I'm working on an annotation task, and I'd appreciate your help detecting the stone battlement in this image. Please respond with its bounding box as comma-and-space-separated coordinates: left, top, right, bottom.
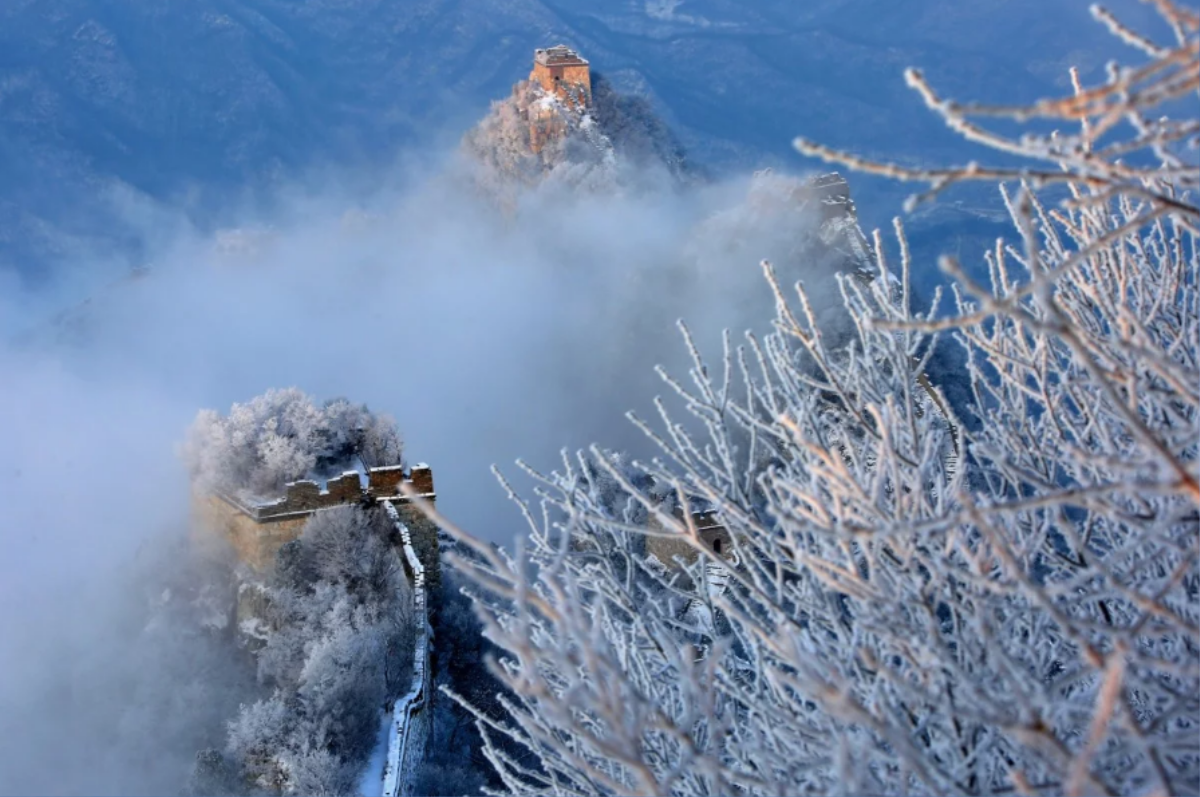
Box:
534, 44, 588, 68
748, 169, 856, 223
195, 464, 441, 578
809, 172, 851, 204
215, 464, 435, 522
530, 44, 591, 107
644, 503, 734, 567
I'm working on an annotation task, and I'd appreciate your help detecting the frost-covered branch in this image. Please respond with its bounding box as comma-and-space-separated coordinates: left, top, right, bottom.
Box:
795, 4, 1199, 217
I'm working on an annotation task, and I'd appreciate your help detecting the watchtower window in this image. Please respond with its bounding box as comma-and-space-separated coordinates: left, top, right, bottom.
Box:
713, 538, 723, 554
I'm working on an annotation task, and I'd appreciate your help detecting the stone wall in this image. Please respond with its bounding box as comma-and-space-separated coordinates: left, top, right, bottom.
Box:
380, 502, 432, 797
193, 464, 441, 796
524, 47, 591, 155
193, 464, 441, 576
644, 508, 733, 568
529, 46, 591, 106
530, 62, 591, 104
192, 491, 309, 570
230, 464, 434, 521
392, 503, 441, 591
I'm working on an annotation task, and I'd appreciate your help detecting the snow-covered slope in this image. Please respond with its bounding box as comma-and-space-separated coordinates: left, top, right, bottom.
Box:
0, 0, 1159, 281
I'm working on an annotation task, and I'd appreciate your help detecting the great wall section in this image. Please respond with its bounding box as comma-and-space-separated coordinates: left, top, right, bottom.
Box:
195, 453, 743, 796
194, 463, 441, 581
380, 503, 432, 797
193, 462, 440, 796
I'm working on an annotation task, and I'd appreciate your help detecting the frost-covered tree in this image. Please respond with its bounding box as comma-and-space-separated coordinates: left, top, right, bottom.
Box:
300, 504, 403, 598
225, 693, 292, 791
279, 745, 359, 797
181, 388, 403, 499
224, 506, 415, 796
186, 748, 242, 797
433, 4, 1200, 796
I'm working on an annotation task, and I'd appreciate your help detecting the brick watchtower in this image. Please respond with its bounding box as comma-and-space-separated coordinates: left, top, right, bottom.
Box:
530, 45, 592, 106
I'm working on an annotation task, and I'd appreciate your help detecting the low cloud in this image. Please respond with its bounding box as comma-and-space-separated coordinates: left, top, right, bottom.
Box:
0, 149, 841, 794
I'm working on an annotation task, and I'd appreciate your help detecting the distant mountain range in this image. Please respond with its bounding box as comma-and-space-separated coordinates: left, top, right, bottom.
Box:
1, 0, 1160, 285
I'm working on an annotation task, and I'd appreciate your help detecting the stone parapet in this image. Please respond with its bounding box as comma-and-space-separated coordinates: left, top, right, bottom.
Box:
219, 464, 436, 521
644, 505, 733, 568
195, 464, 441, 577
381, 502, 432, 797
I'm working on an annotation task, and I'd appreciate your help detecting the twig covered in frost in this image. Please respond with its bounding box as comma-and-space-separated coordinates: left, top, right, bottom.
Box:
795, 5, 1200, 217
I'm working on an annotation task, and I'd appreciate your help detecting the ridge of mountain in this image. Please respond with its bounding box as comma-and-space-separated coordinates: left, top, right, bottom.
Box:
1, 0, 1159, 281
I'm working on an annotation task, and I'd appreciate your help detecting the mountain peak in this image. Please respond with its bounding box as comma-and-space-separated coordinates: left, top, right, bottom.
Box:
461, 46, 698, 201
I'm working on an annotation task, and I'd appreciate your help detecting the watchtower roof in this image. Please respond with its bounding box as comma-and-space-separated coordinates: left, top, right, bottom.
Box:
535, 45, 588, 67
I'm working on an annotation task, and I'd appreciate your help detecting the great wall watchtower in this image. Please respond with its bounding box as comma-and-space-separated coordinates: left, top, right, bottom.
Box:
524, 45, 592, 156
644, 504, 734, 568
530, 45, 591, 106
193, 463, 441, 587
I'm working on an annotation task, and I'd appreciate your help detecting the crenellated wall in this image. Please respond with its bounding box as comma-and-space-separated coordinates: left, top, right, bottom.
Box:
644, 506, 733, 568
192, 493, 310, 570
807, 172, 854, 221
380, 502, 432, 797
192, 460, 441, 795
642, 503, 736, 628
194, 464, 441, 574
530, 45, 591, 105
225, 464, 434, 520
526, 45, 591, 155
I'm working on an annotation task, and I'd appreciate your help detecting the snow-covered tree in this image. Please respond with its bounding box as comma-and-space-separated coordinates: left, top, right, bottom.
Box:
279, 745, 359, 797
224, 506, 415, 795
300, 505, 402, 598
225, 693, 292, 792
436, 4, 1200, 795
181, 388, 403, 499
